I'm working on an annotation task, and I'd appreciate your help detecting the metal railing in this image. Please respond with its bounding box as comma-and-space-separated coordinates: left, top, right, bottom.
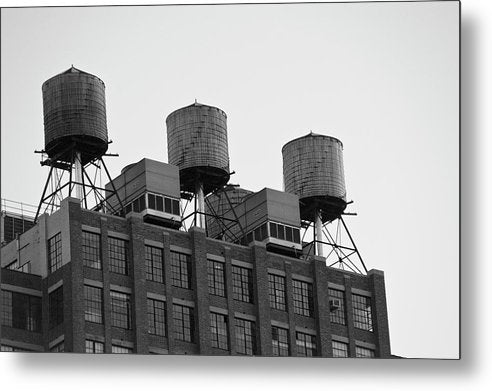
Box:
1, 198, 37, 220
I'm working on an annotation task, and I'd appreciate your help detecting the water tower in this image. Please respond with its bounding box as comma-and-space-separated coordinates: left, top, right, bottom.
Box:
166, 102, 231, 229
35, 66, 122, 221
282, 132, 367, 273
205, 184, 253, 241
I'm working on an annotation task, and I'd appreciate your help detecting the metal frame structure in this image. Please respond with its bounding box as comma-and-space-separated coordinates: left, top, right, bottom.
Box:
178, 184, 247, 244
301, 214, 368, 275
34, 146, 124, 222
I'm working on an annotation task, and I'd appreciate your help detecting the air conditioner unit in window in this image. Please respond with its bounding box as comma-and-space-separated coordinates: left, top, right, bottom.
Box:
329, 299, 341, 312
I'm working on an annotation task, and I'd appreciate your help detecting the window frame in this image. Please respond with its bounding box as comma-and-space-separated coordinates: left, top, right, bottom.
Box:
173, 303, 194, 343
108, 236, 129, 275
271, 325, 290, 356
49, 286, 64, 329
210, 312, 229, 351
235, 318, 256, 355
170, 251, 192, 289
352, 294, 374, 332
145, 245, 164, 283
82, 230, 102, 270
207, 259, 226, 297
292, 279, 314, 317
47, 232, 62, 273
110, 290, 132, 329
147, 297, 166, 336
268, 273, 286, 311
84, 285, 103, 324
231, 265, 254, 303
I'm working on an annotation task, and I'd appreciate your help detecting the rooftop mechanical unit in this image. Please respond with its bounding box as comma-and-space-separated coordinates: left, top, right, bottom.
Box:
105, 158, 181, 229
218, 188, 302, 257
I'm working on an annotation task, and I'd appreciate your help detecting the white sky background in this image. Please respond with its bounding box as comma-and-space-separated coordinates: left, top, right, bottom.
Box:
0, 1, 459, 359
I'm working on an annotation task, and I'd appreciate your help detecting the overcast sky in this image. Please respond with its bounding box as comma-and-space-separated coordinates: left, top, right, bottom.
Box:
0, 1, 459, 358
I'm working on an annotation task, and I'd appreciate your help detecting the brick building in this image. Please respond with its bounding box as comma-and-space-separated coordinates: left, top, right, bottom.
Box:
0, 69, 390, 356
0, 180, 391, 357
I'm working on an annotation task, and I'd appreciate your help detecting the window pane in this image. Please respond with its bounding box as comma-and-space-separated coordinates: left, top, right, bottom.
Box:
47, 232, 62, 273
293, 229, 301, 244
207, 260, 226, 297
86, 340, 104, 354
145, 245, 163, 283
296, 331, 317, 357
352, 294, 373, 331
172, 199, 180, 216
112, 345, 132, 354
110, 291, 132, 329
164, 198, 172, 214
285, 226, 293, 242
268, 274, 286, 311
85, 285, 103, 324
328, 289, 346, 325
173, 304, 194, 342
170, 251, 191, 289
139, 194, 146, 211
108, 237, 129, 275
147, 298, 166, 336
272, 326, 289, 356
235, 318, 255, 355
269, 222, 277, 238
49, 287, 64, 329
332, 341, 349, 358
148, 194, 156, 210
292, 280, 314, 317
156, 196, 163, 212
232, 265, 254, 303
82, 231, 101, 270
210, 312, 229, 350
356, 346, 375, 358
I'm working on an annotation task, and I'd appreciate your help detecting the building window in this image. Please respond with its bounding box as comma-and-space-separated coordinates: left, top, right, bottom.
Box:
269, 222, 301, 244
147, 298, 166, 336
235, 318, 256, 355
232, 265, 254, 303
86, 340, 104, 353
47, 232, 62, 273
170, 251, 192, 289
207, 260, 226, 297
50, 341, 64, 352
210, 312, 229, 351
173, 304, 194, 342
272, 326, 289, 356
112, 344, 133, 354
332, 341, 349, 358
296, 331, 317, 357
49, 287, 64, 329
1, 290, 13, 327
82, 231, 101, 270
1, 345, 30, 352
145, 245, 163, 283
108, 237, 129, 275
1, 290, 41, 332
6, 259, 31, 273
292, 279, 314, 317
147, 193, 180, 216
85, 285, 103, 324
328, 288, 346, 325
356, 346, 375, 358
352, 294, 373, 331
111, 291, 132, 329
268, 273, 286, 311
